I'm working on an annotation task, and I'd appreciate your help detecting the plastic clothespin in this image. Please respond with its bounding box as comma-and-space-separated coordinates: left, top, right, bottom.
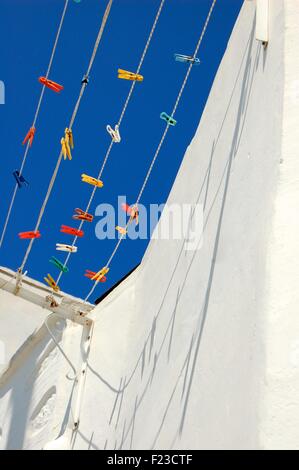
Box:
81, 74, 89, 85
115, 226, 127, 235
61, 138, 70, 160
72, 208, 94, 223
60, 225, 84, 237
22, 126, 36, 147
81, 174, 103, 188
56, 243, 78, 253
174, 53, 200, 65
118, 69, 143, 82
65, 128, 74, 149
121, 203, 139, 225
13, 170, 29, 189
84, 270, 107, 282
56, 243, 77, 253
44, 273, 60, 292
160, 112, 177, 126
91, 266, 109, 281
106, 124, 121, 143
38, 77, 64, 93
49, 256, 69, 273
18, 230, 41, 239
61, 128, 74, 160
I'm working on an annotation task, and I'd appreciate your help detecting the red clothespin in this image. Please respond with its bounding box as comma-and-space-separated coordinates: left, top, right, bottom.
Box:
60, 225, 84, 237
38, 77, 64, 93
18, 230, 41, 240
22, 126, 36, 147
84, 270, 107, 282
122, 203, 139, 224
72, 208, 93, 223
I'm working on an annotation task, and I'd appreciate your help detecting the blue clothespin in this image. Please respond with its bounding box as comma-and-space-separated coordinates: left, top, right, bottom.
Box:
13, 170, 29, 189
174, 54, 200, 65
160, 112, 177, 126
49, 256, 69, 273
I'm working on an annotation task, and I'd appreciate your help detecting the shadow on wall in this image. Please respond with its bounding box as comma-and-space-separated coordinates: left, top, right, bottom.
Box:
179, 21, 261, 439
86, 11, 264, 450
0, 320, 64, 450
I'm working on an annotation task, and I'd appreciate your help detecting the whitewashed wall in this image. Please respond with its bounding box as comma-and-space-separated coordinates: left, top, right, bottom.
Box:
75, 0, 299, 450
0, 268, 92, 450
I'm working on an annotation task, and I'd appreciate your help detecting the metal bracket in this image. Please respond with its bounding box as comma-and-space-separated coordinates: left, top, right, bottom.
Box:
256, 0, 269, 47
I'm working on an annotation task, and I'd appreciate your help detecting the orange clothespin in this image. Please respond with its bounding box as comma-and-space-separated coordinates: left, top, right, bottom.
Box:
18, 230, 41, 239
22, 126, 36, 147
84, 270, 107, 282
38, 77, 64, 93
72, 208, 93, 223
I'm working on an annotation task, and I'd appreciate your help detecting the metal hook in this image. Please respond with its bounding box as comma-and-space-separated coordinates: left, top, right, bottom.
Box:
44, 312, 77, 381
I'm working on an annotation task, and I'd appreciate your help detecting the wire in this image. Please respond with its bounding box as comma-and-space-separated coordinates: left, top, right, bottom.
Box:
84, 0, 217, 302
0, 0, 70, 249
55, 0, 166, 286
44, 313, 77, 381
17, 0, 113, 281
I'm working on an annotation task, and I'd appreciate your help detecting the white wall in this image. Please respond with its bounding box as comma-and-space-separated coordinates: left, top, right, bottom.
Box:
0, 288, 47, 375
75, 0, 299, 450
0, 268, 93, 450
259, 0, 299, 450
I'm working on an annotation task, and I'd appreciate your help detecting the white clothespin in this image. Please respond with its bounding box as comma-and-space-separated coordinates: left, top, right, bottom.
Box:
56, 243, 78, 253
106, 124, 121, 143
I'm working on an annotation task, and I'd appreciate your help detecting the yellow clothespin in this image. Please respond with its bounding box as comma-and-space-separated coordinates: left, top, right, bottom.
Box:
115, 226, 127, 235
61, 137, 72, 160
118, 69, 143, 82
61, 128, 74, 160
81, 174, 104, 188
44, 273, 60, 292
61, 138, 68, 160
65, 128, 74, 149
91, 266, 109, 281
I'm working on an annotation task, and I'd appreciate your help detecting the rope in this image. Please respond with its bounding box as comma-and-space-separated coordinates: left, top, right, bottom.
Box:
55, 0, 166, 285
0, 0, 70, 249
17, 0, 113, 278
84, 0, 217, 302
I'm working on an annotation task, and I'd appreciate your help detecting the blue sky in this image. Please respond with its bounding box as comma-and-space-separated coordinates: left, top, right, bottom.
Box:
0, 0, 243, 303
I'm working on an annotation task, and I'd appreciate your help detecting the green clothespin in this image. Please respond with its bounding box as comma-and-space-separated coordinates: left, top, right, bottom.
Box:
160, 112, 177, 126
49, 256, 69, 273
